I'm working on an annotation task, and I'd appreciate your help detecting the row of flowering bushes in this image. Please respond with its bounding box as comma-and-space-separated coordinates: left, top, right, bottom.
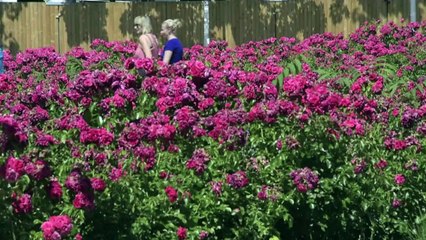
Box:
1, 19, 426, 239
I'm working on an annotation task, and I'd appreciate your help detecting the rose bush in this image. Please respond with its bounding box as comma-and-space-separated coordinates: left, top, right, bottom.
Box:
1, 20, 426, 239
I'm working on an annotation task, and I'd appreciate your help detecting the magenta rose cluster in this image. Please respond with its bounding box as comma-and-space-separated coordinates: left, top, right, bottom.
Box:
289, 167, 319, 193
41, 215, 73, 240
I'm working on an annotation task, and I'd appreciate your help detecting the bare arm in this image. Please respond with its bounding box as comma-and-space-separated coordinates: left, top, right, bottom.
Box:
162, 50, 173, 64
139, 35, 152, 59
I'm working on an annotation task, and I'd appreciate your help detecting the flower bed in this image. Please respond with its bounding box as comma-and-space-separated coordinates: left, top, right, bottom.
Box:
1, 20, 426, 239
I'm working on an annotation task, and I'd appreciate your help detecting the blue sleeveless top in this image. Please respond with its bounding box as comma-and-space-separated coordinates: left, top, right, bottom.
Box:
162, 38, 183, 64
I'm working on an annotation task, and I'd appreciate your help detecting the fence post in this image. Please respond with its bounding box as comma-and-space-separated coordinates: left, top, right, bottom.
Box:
384, 0, 390, 22
410, 0, 417, 22
55, 6, 62, 53
274, 6, 279, 38
203, 0, 210, 46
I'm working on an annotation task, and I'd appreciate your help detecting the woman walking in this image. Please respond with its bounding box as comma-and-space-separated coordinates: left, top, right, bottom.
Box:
160, 19, 183, 64
133, 15, 159, 59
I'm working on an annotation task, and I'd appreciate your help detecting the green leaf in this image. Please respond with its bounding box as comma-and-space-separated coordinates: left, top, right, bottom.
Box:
337, 77, 352, 88
273, 73, 285, 92
283, 68, 290, 78
288, 63, 297, 75
294, 57, 302, 73
98, 116, 104, 126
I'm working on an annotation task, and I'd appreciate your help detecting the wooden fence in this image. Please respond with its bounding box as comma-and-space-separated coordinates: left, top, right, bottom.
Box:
0, 0, 425, 54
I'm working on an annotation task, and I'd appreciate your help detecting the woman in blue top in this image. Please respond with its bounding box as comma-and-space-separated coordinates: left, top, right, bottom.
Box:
160, 19, 183, 65
0, 44, 4, 74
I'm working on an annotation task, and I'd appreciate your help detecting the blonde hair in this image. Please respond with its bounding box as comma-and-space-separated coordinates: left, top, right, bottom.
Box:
134, 15, 153, 34
162, 19, 182, 33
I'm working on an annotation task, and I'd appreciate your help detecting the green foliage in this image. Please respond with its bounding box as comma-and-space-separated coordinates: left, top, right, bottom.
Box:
273, 55, 305, 91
